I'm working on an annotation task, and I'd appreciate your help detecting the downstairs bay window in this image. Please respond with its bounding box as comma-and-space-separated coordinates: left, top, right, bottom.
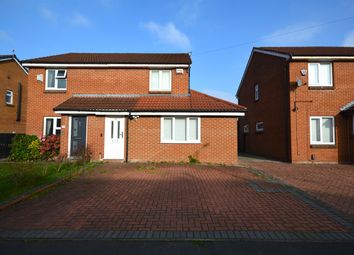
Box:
310, 116, 335, 145
44, 117, 61, 136
161, 117, 200, 143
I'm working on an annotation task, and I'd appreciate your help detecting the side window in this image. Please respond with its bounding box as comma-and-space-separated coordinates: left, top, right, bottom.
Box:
254, 84, 259, 101
308, 63, 332, 87
255, 122, 264, 133
44, 117, 61, 136
5, 90, 13, 105
46, 70, 67, 90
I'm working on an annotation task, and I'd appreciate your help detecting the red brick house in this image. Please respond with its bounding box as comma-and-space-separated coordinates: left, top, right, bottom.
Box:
23, 53, 245, 164
237, 47, 354, 163
0, 55, 28, 157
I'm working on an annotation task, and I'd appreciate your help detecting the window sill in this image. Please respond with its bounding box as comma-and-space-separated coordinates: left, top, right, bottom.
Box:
44, 90, 67, 93
161, 141, 201, 144
308, 86, 334, 90
5, 103, 14, 107
149, 91, 172, 94
310, 144, 336, 148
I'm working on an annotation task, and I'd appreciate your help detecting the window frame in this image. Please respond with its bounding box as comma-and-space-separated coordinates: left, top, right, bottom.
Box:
45, 69, 67, 90
255, 122, 264, 133
308, 62, 333, 87
243, 124, 249, 133
160, 117, 201, 143
254, 84, 259, 101
43, 117, 62, 136
5, 90, 13, 105
309, 116, 335, 145
149, 70, 172, 92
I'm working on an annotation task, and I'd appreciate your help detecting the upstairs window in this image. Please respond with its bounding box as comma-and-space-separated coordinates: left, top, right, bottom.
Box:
44, 117, 61, 136
308, 63, 332, 87
254, 84, 259, 101
46, 69, 67, 90
310, 116, 335, 145
5, 90, 13, 105
150, 70, 171, 91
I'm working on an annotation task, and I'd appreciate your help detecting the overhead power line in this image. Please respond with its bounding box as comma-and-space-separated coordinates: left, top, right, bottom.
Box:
193, 15, 354, 56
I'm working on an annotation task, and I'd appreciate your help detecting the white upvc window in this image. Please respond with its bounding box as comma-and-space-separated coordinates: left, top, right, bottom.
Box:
5, 90, 13, 105
308, 63, 333, 87
310, 116, 335, 145
255, 122, 264, 133
161, 117, 200, 143
254, 84, 259, 101
150, 70, 171, 91
43, 117, 62, 136
46, 69, 67, 90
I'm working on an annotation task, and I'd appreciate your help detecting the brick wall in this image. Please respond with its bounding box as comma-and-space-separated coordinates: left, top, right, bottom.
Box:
128, 117, 238, 164
0, 61, 27, 133
289, 61, 354, 163
59, 116, 238, 164
238, 52, 290, 161
26, 67, 189, 137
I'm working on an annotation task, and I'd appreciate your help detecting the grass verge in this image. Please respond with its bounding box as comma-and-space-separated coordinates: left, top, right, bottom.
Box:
0, 161, 98, 203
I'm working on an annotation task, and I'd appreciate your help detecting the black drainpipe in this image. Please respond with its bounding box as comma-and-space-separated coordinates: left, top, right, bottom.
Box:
125, 112, 130, 163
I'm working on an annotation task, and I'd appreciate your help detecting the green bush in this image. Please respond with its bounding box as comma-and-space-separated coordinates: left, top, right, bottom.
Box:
188, 155, 200, 164
9, 134, 41, 161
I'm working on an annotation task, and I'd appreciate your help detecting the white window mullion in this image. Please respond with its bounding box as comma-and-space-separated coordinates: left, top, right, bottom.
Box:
186, 117, 190, 141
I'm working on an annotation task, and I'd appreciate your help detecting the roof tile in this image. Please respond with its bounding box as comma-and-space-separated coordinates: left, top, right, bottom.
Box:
54, 90, 246, 112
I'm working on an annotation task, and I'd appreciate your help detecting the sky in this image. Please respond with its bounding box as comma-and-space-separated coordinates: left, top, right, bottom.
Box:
1, 0, 354, 102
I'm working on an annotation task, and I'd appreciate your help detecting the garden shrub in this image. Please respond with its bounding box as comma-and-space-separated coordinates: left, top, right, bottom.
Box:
188, 155, 200, 164
40, 135, 60, 160
10, 134, 41, 161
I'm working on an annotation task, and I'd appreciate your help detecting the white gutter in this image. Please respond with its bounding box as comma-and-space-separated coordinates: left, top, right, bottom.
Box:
54, 110, 245, 116
23, 63, 190, 68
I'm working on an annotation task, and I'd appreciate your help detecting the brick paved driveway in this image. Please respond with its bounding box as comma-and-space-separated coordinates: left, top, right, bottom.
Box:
240, 158, 354, 218
0, 163, 353, 240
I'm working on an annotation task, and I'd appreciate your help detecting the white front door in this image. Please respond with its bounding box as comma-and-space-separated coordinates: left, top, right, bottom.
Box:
104, 117, 125, 159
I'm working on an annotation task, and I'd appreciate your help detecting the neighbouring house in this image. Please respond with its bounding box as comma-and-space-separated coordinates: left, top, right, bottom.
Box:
237, 47, 354, 164
0, 54, 28, 158
22, 53, 246, 164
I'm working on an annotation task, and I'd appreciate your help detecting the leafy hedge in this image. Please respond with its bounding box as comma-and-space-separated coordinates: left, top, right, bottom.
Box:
9, 134, 41, 161
9, 134, 61, 161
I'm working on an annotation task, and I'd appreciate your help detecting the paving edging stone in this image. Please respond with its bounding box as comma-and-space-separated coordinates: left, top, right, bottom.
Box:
0, 230, 353, 241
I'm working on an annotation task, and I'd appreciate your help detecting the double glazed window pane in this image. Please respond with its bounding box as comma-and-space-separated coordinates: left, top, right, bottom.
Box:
311, 119, 321, 142
150, 71, 159, 90
47, 70, 56, 88
161, 71, 170, 90
322, 118, 333, 143
175, 118, 186, 141
163, 118, 173, 140
45, 119, 54, 136
320, 64, 331, 85
57, 79, 67, 89
188, 118, 198, 140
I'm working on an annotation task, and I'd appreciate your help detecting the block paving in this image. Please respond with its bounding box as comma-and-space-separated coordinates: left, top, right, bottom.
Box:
0, 163, 353, 241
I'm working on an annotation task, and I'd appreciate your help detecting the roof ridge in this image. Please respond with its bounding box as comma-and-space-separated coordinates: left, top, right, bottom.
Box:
191, 89, 246, 110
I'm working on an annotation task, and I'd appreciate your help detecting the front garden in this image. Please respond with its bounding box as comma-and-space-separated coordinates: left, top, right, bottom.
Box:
0, 134, 96, 203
